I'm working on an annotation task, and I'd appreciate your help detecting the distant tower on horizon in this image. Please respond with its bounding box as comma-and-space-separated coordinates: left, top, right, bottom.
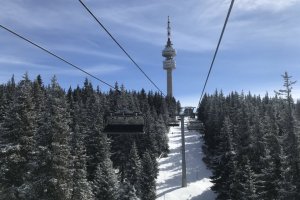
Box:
162, 16, 176, 97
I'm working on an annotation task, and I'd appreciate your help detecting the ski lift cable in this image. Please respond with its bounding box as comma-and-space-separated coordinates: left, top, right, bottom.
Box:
0, 24, 119, 92
78, 0, 166, 97
198, 0, 235, 105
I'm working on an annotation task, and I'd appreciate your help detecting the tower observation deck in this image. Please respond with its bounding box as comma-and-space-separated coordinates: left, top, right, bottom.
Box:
162, 16, 176, 97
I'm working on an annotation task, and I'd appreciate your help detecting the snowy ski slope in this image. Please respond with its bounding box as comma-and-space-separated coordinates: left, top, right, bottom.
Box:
156, 120, 216, 200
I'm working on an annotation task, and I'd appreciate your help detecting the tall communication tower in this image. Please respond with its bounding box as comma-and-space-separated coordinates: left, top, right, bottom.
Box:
162, 16, 176, 97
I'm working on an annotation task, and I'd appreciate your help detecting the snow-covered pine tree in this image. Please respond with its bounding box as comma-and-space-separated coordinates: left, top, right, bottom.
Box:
0, 74, 37, 199
275, 72, 300, 198
243, 159, 258, 200
41, 76, 72, 200
93, 158, 119, 200
233, 157, 257, 200
136, 88, 149, 114
154, 114, 169, 155
70, 123, 94, 200
0, 85, 7, 125
295, 100, 300, 121
140, 151, 156, 200
119, 179, 140, 200
276, 145, 296, 199
32, 75, 45, 113
256, 114, 281, 199
80, 80, 110, 182
4, 75, 16, 106
211, 116, 237, 200
124, 142, 142, 196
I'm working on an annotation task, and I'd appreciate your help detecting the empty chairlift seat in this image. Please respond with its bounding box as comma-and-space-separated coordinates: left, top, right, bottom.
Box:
183, 107, 195, 118
168, 115, 180, 127
168, 119, 180, 127
187, 120, 203, 131
103, 111, 145, 134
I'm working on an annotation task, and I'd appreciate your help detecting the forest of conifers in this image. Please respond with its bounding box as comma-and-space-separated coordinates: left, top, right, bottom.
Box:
198, 73, 300, 200
0, 74, 179, 200
2, 72, 300, 200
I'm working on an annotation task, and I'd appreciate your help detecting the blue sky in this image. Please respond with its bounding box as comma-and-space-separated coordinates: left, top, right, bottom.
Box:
1, 0, 300, 106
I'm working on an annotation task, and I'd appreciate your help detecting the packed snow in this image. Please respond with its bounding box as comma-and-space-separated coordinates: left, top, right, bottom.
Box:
156, 119, 216, 200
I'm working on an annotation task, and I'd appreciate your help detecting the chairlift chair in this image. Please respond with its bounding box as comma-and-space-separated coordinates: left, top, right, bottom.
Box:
168, 118, 180, 127
183, 107, 195, 117
168, 113, 180, 127
187, 120, 203, 131
103, 111, 145, 134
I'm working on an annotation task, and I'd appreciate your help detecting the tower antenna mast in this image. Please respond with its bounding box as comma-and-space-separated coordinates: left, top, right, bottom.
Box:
162, 16, 176, 97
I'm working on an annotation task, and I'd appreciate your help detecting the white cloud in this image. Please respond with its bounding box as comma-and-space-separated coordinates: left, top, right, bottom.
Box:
0, 0, 90, 31
87, 0, 300, 54
2, 0, 300, 56
52, 44, 127, 61
0, 54, 123, 76
55, 64, 123, 76
86, 0, 226, 53
236, 0, 299, 12
0, 56, 53, 70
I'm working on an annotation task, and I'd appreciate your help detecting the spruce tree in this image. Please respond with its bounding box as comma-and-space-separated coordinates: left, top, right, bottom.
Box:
211, 117, 238, 199
93, 158, 119, 200
41, 76, 72, 200
276, 72, 300, 198
124, 142, 142, 195
0, 74, 36, 199
71, 123, 94, 200
80, 81, 109, 182
140, 151, 156, 200
119, 179, 140, 200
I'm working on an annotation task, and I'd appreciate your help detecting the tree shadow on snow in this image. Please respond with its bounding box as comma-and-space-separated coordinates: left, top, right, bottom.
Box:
156, 186, 181, 198
190, 189, 216, 200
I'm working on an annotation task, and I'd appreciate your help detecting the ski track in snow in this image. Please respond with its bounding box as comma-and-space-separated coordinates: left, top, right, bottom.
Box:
156, 120, 216, 200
